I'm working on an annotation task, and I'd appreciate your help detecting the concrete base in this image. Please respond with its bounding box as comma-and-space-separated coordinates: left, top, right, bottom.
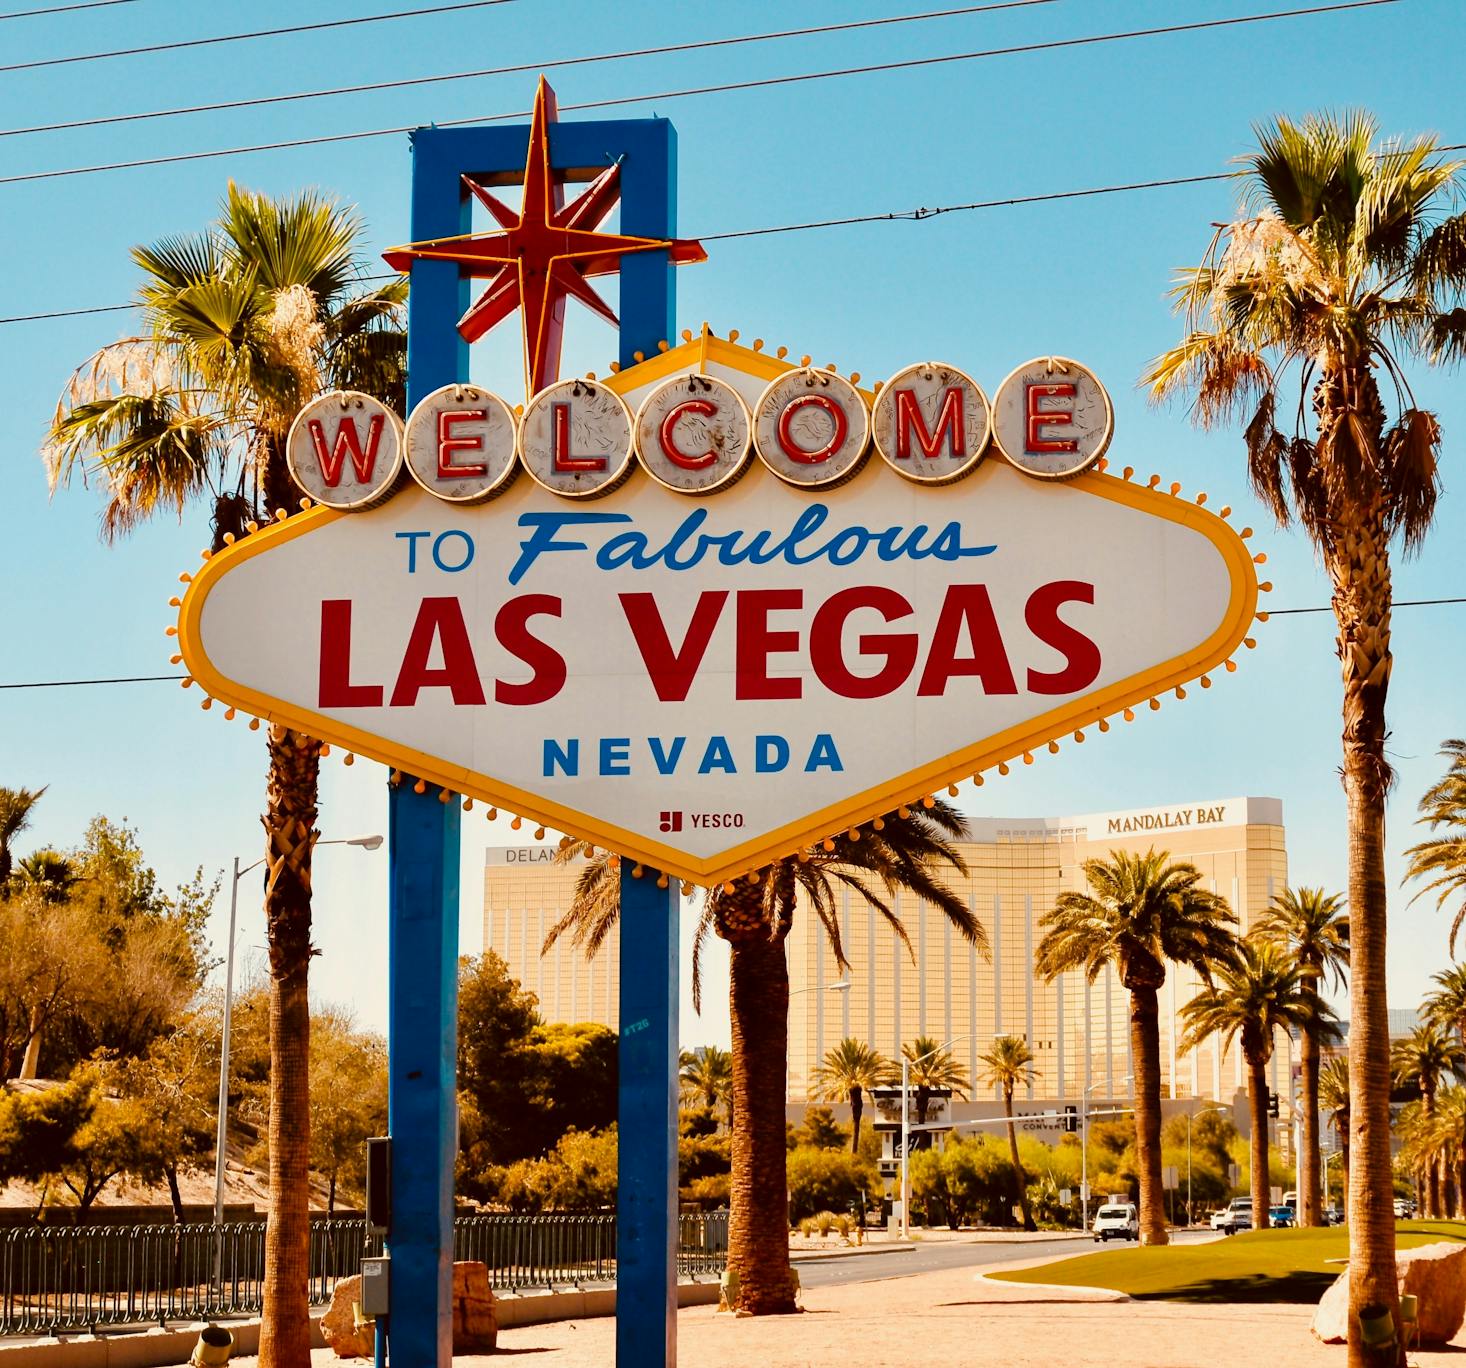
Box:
0, 1315, 326, 1368
0, 1282, 721, 1367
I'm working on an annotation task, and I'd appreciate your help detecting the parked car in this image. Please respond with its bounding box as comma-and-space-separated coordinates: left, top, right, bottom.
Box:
1093, 1203, 1140, 1242
1209, 1209, 1231, 1231
1269, 1205, 1296, 1228
1218, 1197, 1253, 1235
1394, 1198, 1414, 1219
1324, 1206, 1345, 1226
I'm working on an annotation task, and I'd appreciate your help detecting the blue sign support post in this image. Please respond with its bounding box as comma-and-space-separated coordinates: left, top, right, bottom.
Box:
616, 868, 679, 1368
387, 108, 682, 1368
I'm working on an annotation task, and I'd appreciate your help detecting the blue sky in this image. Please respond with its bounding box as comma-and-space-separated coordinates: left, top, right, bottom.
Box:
2, 0, 1464, 1048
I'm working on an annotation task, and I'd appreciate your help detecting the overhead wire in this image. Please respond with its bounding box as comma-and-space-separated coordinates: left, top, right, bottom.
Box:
5, 598, 1464, 690
0, 0, 1404, 187
0, 0, 519, 74
13, 143, 1466, 329
0, 1, 1061, 139
0, 0, 139, 17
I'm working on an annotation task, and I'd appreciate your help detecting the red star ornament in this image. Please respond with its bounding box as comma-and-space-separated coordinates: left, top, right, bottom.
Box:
383, 77, 706, 397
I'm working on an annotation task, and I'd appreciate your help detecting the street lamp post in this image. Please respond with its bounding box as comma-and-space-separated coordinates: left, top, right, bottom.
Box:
1080, 1074, 1132, 1232
1185, 1104, 1227, 1223
900, 1032, 974, 1240
785, 976, 851, 1101
211, 833, 383, 1231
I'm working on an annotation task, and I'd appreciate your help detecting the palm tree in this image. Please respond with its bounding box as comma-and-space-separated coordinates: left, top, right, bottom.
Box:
15, 851, 80, 904
679, 1045, 732, 1123
1179, 940, 1323, 1232
810, 1037, 892, 1154
546, 800, 985, 1315
0, 786, 47, 889
1424, 964, 1466, 1050
1391, 1023, 1465, 1218
1253, 887, 1348, 1226
1319, 1056, 1351, 1209
901, 1034, 972, 1127
1145, 111, 1466, 1352
1036, 848, 1236, 1245
977, 1035, 1038, 1231
1405, 740, 1466, 951
45, 184, 405, 1368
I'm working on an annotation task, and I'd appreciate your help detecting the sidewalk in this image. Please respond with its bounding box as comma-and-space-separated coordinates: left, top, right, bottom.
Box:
225, 1252, 1466, 1367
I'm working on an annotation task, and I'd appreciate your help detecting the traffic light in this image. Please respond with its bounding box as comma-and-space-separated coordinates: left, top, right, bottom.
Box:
1267, 1089, 1279, 1119
1064, 1105, 1079, 1134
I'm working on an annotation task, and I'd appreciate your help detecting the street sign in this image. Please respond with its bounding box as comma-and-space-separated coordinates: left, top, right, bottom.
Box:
1163, 1165, 1179, 1191
176, 333, 1260, 886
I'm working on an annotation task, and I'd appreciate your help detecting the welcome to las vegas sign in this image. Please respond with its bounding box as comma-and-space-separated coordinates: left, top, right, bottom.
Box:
173, 330, 1261, 887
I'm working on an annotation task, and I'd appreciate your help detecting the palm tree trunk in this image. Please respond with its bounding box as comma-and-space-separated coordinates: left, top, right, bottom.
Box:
1246, 1053, 1271, 1231
1003, 1085, 1035, 1231
258, 725, 319, 1368
1428, 1152, 1442, 1218
1301, 1027, 1322, 1226
849, 1086, 863, 1155
1333, 486, 1398, 1368
1129, 985, 1169, 1245
727, 927, 795, 1315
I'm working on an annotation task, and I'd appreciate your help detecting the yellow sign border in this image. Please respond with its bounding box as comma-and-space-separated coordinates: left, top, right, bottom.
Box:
177, 336, 1259, 886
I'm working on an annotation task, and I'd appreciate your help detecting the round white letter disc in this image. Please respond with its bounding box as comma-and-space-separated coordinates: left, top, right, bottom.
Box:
871, 361, 991, 485
634, 374, 752, 495
991, 357, 1113, 480
518, 378, 634, 498
753, 368, 870, 488
403, 384, 518, 503
285, 391, 404, 511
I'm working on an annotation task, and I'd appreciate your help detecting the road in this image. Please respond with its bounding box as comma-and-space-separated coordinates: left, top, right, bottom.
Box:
794, 1228, 1217, 1288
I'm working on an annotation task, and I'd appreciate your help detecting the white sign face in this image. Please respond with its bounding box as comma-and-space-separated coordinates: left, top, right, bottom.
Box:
871, 362, 990, 485
404, 384, 519, 503
286, 392, 405, 511
992, 357, 1113, 480
180, 344, 1255, 886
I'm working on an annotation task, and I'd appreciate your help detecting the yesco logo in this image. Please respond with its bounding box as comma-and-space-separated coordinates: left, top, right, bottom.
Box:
659, 811, 743, 832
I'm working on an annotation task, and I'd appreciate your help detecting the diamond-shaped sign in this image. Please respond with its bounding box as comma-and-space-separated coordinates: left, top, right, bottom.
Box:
176, 335, 1257, 885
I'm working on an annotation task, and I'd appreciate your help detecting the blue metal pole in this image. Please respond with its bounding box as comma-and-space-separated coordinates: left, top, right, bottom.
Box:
616, 868, 679, 1368
385, 127, 471, 1368
397, 112, 682, 1368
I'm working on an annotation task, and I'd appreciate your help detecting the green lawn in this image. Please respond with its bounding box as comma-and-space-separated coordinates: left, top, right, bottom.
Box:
988, 1221, 1466, 1304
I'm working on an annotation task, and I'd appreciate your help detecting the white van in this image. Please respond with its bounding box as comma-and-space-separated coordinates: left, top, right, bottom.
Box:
1092, 1203, 1139, 1242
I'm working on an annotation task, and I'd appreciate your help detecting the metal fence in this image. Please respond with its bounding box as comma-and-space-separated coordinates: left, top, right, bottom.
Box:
0, 1211, 728, 1338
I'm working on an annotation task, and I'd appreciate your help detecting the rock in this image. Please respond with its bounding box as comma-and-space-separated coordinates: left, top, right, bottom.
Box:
321, 1274, 374, 1359
453, 1260, 498, 1353
1311, 1242, 1466, 1347
1310, 1271, 1348, 1344
1399, 1241, 1466, 1345
322, 1262, 496, 1356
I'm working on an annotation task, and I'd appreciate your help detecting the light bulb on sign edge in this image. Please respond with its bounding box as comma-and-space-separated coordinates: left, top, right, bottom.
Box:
413, 778, 426, 794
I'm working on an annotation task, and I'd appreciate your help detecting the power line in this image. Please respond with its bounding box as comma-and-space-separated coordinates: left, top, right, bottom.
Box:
0, 0, 1402, 187
18, 142, 1466, 328
4, 600, 1465, 691
0, 0, 139, 17
0, 1, 1060, 139
0, 0, 518, 74
1266, 598, 1466, 616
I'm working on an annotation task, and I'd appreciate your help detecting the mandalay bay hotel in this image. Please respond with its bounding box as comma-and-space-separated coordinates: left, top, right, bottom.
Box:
481, 796, 1291, 1134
